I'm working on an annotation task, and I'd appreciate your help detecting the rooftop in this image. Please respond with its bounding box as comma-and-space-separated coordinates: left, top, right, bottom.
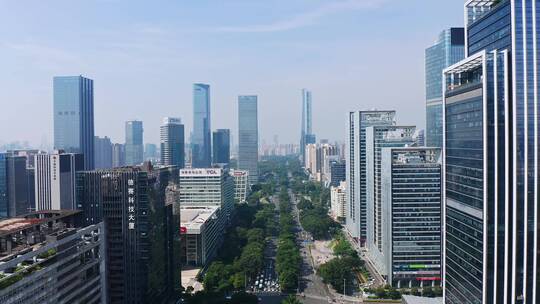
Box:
180, 206, 220, 232
0, 210, 80, 237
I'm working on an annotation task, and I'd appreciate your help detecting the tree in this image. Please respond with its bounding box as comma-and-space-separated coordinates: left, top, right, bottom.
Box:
423, 286, 435, 297
411, 287, 420, 296
388, 288, 401, 300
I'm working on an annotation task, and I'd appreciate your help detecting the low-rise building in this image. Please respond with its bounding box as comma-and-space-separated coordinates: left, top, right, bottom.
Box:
230, 169, 248, 203
180, 206, 222, 267
0, 210, 106, 304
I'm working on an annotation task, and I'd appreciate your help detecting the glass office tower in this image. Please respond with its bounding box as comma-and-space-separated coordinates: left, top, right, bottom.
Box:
346, 111, 395, 244
238, 95, 259, 185
192, 83, 212, 168
300, 89, 315, 163
212, 129, 230, 165
160, 117, 185, 168
125, 120, 144, 166
0, 153, 7, 218
425, 28, 465, 148
53, 76, 95, 169
443, 1, 539, 303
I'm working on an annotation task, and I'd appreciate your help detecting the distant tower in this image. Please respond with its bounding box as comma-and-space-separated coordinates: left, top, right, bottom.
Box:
192, 84, 212, 168
94, 136, 113, 169
212, 129, 230, 165
160, 117, 185, 168
53, 75, 95, 169
238, 95, 259, 185
300, 89, 315, 163
125, 120, 144, 165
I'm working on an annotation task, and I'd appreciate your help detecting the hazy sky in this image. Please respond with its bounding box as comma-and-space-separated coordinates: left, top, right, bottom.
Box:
0, 0, 463, 148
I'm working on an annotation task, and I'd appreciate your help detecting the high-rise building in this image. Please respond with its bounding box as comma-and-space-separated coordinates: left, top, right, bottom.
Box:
443, 2, 539, 303
53, 75, 95, 170
144, 143, 159, 163
112, 143, 125, 167
304, 143, 338, 182
230, 169, 249, 203
94, 136, 113, 169
300, 89, 316, 162
160, 117, 185, 168
180, 206, 223, 267
414, 129, 425, 147
238, 95, 259, 185
0, 153, 7, 218
192, 83, 212, 168
330, 159, 346, 187
34, 151, 83, 211
125, 120, 144, 165
77, 166, 180, 303
0, 211, 106, 304
425, 28, 465, 148
346, 110, 396, 245
6, 155, 30, 216
179, 168, 234, 225
365, 125, 416, 271
379, 148, 442, 288
212, 129, 230, 165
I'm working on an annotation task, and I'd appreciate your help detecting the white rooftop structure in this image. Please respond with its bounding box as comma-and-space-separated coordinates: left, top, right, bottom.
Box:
180, 206, 219, 234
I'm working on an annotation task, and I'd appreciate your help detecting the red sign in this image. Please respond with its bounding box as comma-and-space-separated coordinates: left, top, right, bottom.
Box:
180, 226, 187, 234
417, 277, 441, 281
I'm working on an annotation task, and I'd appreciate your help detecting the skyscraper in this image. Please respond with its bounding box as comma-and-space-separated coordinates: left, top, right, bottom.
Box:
346, 111, 395, 245
300, 89, 315, 162
192, 83, 211, 168
34, 151, 83, 211
125, 120, 144, 165
364, 125, 416, 277
94, 136, 113, 169
53, 75, 95, 169
212, 129, 230, 165
425, 28, 465, 148
112, 143, 125, 167
160, 117, 185, 168
6, 155, 30, 216
443, 1, 539, 303
238, 95, 259, 184
379, 147, 442, 288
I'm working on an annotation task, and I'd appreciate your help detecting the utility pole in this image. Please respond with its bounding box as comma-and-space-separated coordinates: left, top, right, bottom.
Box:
343, 278, 346, 296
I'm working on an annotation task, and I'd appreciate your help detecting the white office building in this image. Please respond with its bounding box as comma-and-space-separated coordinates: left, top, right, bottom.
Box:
330, 181, 346, 222
230, 169, 248, 203
180, 206, 222, 267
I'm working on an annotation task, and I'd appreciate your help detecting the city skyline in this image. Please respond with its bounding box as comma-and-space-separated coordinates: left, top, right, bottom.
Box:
0, 0, 463, 148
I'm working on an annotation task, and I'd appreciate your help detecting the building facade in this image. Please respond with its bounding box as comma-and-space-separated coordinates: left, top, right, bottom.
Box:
112, 143, 125, 168
53, 75, 95, 169
192, 83, 212, 168
380, 148, 442, 288
0, 211, 106, 304
180, 206, 222, 267
212, 129, 230, 165
230, 169, 248, 203
346, 110, 396, 245
34, 151, 83, 211
125, 120, 144, 166
94, 136, 113, 169
160, 117, 185, 168
365, 125, 416, 275
443, 1, 539, 303
330, 181, 346, 222
425, 28, 465, 148
238, 95, 259, 185
330, 159, 346, 187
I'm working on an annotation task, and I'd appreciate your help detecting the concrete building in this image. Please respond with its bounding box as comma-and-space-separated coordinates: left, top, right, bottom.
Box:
238, 95, 259, 185
125, 120, 144, 166
330, 181, 346, 223
230, 169, 248, 203
34, 151, 83, 211
379, 148, 442, 288
0, 211, 105, 304
180, 206, 222, 267
179, 168, 235, 225
53, 75, 95, 170
346, 110, 396, 245
160, 117, 185, 168
365, 125, 416, 276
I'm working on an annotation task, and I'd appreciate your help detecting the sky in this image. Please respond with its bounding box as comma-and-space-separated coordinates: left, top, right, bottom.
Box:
0, 0, 464, 148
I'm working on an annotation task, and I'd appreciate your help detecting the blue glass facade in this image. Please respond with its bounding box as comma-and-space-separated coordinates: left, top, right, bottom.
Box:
192, 83, 212, 168
212, 129, 230, 165
238, 96, 258, 185
425, 28, 465, 148
53, 76, 94, 169
444, 1, 539, 303
0, 153, 7, 218
125, 120, 144, 165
